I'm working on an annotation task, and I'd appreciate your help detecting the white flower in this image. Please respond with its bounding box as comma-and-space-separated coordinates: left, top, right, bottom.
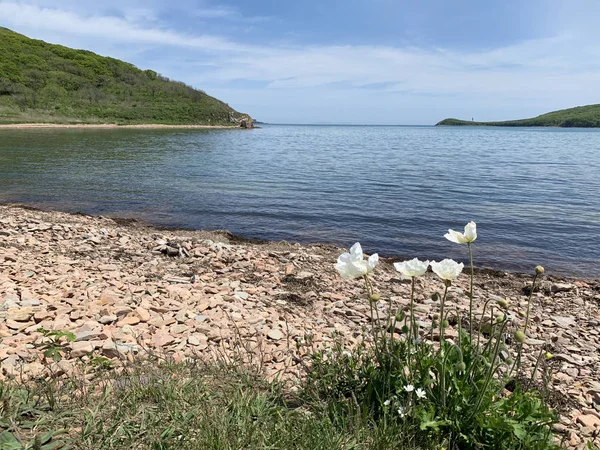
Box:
404, 384, 414, 392
393, 258, 430, 278
335, 242, 378, 280
444, 221, 477, 244
397, 406, 406, 418
415, 388, 426, 399
383, 399, 391, 406
430, 259, 464, 281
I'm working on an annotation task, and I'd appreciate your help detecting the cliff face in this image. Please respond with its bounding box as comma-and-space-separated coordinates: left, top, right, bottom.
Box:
0, 27, 252, 125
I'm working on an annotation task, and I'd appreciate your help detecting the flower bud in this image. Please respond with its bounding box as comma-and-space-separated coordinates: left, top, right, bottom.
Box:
535, 265, 545, 275
396, 311, 405, 322
432, 313, 439, 320
444, 279, 452, 288
370, 294, 381, 302
497, 299, 508, 309
505, 357, 514, 366
441, 319, 449, 328
545, 352, 553, 360
431, 292, 440, 302
401, 325, 409, 334
514, 330, 526, 344
455, 361, 466, 372
517, 310, 525, 318
496, 315, 504, 323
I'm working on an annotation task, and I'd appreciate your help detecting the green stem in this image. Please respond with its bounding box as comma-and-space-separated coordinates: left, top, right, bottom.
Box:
410, 277, 416, 340
438, 283, 449, 408
524, 273, 539, 334
438, 284, 449, 351
468, 242, 474, 341
470, 320, 509, 418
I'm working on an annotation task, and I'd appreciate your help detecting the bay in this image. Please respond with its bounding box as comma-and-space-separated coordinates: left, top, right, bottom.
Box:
0, 125, 598, 277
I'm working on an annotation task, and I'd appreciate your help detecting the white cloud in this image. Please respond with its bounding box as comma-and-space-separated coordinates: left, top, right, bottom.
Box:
1, 0, 599, 123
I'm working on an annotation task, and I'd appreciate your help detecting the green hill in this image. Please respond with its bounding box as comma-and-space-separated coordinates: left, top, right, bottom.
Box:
0, 27, 252, 126
436, 104, 600, 128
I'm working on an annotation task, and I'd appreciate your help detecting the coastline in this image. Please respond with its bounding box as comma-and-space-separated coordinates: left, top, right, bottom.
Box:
0, 123, 243, 130
1, 203, 599, 444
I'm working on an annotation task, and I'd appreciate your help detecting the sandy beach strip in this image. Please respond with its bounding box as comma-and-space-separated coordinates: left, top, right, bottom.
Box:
0, 123, 242, 130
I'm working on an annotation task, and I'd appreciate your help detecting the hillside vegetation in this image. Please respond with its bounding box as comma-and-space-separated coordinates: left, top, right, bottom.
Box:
0, 27, 251, 125
436, 104, 600, 127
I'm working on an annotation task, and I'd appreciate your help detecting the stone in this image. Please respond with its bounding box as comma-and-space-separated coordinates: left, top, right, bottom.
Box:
99, 315, 117, 324
8, 311, 33, 322
75, 330, 105, 342
267, 329, 284, 341
135, 307, 151, 322
117, 316, 141, 327
576, 414, 600, 429
152, 333, 176, 347
71, 341, 94, 358
551, 283, 574, 293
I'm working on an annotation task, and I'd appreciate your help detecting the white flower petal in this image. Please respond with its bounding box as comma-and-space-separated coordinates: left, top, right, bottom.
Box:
444, 229, 468, 244
349, 242, 363, 260
430, 259, 464, 281
464, 221, 477, 242
367, 253, 379, 272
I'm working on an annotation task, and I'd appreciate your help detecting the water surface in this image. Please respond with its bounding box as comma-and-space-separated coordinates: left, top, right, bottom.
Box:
0, 125, 599, 277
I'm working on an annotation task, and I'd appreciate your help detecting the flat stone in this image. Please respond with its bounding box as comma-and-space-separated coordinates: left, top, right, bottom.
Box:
267, 329, 284, 341
135, 307, 151, 322
551, 283, 574, 293
8, 311, 33, 322
99, 315, 117, 324
152, 333, 176, 347
75, 330, 105, 342
170, 324, 189, 334
117, 316, 141, 327
70, 341, 94, 358
577, 414, 600, 429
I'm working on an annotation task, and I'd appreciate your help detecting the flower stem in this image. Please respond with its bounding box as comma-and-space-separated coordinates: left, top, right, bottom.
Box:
438, 284, 449, 352
524, 273, 539, 334
409, 277, 416, 340
468, 242, 474, 341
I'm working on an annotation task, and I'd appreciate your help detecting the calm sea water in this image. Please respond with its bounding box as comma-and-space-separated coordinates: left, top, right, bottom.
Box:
0, 125, 599, 277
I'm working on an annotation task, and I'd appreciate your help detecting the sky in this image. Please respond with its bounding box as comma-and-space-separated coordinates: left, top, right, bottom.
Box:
1, 0, 599, 124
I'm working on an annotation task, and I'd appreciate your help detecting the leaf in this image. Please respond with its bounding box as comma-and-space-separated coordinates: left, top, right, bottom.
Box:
509, 421, 526, 440
0, 430, 22, 450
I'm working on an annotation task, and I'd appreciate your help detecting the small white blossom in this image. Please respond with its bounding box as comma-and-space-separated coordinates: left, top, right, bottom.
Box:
430, 259, 464, 281
444, 221, 477, 244
397, 406, 406, 418
415, 388, 426, 399
383, 399, 391, 406
393, 258, 430, 278
404, 384, 414, 392
335, 242, 378, 280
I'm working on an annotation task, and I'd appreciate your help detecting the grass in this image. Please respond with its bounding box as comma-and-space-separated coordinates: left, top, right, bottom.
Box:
0, 356, 428, 450
436, 104, 600, 127
0, 27, 250, 126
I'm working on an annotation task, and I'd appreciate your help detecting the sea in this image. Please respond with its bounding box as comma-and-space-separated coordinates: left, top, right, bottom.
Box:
1, 125, 599, 277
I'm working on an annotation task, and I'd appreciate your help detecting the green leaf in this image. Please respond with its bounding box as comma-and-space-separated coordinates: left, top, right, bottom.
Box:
0, 430, 22, 450
510, 421, 526, 440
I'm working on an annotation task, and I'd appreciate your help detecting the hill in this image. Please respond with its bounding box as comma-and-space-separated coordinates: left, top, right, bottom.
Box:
436, 104, 600, 128
0, 27, 252, 126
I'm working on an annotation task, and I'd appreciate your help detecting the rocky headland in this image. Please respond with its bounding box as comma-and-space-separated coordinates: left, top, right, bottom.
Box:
0, 204, 599, 447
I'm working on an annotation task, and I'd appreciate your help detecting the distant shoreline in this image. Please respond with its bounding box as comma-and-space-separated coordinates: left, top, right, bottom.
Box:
0, 123, 243, 130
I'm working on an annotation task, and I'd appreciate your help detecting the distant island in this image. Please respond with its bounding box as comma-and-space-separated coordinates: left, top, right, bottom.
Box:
436, 104, 600, 128
0, 27, 252, 127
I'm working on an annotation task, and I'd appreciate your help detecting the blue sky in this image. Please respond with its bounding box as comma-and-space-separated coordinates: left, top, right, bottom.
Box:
1, 0, 599, 124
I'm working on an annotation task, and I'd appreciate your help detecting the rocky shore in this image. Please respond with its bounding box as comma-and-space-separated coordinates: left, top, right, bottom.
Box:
0, 204, 599, 447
